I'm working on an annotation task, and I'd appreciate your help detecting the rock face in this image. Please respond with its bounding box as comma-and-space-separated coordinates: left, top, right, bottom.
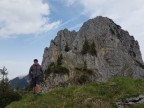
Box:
42, 16, 144, 89
116, 94, 144, 108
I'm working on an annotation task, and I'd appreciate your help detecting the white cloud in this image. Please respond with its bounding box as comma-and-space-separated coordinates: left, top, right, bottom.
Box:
63, 0, 144, 20
62, 0, 144, 60
0, 0, 60, 38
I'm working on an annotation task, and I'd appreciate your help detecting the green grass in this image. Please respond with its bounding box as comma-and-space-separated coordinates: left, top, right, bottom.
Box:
6, 77, 144, 108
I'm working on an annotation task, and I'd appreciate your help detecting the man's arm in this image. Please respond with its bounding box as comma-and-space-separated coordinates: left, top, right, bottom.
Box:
29, 66, 32, 79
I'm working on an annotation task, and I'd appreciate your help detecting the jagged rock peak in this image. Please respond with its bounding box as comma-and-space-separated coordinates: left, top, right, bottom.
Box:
79, 16, 122, 38
82, 16, 118, 26
42, 16, 144, 89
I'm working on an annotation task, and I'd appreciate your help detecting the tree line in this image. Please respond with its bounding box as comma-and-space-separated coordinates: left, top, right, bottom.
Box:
0, 66, 21, 108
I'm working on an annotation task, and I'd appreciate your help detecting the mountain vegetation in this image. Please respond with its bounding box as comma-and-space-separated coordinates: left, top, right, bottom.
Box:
0, 67, 21, 108
6, 77, 144, 108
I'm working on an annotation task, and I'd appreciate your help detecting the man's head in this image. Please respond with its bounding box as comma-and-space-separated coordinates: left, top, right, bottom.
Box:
34, 59, 38, 64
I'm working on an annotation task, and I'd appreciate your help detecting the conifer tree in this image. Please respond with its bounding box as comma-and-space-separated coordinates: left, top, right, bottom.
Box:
90, 41, 97, 56
0, 66, 21, 108
0, 66, 8, 83
57, 54, 63, 65
81, 38, 90, 55
65, 42, 70, 52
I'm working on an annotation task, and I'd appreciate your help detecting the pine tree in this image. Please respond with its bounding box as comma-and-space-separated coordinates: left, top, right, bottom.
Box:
81, 38, 90, 55
65, 42, 70, 52
0, 67, 10, 93
57, 54, 63, 65
0, 66, 21, 108
0, 66, 8, 83
90, 41, 97, 56
83, 61, 87, 70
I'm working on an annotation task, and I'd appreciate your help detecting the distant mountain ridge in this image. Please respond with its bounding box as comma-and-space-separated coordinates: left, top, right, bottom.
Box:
10, 75, 28, 89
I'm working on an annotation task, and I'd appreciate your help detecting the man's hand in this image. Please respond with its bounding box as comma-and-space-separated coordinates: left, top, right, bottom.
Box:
27, 79, 31, 84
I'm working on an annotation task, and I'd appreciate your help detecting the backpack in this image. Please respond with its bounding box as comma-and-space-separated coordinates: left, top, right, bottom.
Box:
31, 64, 41, 71
30, 64, 42, 78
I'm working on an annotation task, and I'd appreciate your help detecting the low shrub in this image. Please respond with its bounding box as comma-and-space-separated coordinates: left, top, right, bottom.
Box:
0, 91, 22, 108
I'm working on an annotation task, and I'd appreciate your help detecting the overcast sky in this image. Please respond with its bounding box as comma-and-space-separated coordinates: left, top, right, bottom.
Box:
0, 0, 144, 79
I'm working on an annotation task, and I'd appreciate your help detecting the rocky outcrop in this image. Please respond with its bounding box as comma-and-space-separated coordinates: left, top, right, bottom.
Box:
42, 29, 77, 71
42, 16, 144, 89
116, 94, 144, 108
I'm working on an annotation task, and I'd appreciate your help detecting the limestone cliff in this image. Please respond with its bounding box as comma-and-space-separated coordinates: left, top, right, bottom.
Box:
42, 16, 144, 89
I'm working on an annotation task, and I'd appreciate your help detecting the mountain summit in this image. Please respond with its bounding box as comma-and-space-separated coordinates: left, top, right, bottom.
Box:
42, 16, 144, 89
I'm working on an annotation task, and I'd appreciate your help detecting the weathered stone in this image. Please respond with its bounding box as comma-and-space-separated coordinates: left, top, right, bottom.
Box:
42, 16, 144, 88
116, 94, 144, 108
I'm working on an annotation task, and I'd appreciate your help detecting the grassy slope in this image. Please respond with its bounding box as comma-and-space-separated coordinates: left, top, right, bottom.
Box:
6, 77, 144, 108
